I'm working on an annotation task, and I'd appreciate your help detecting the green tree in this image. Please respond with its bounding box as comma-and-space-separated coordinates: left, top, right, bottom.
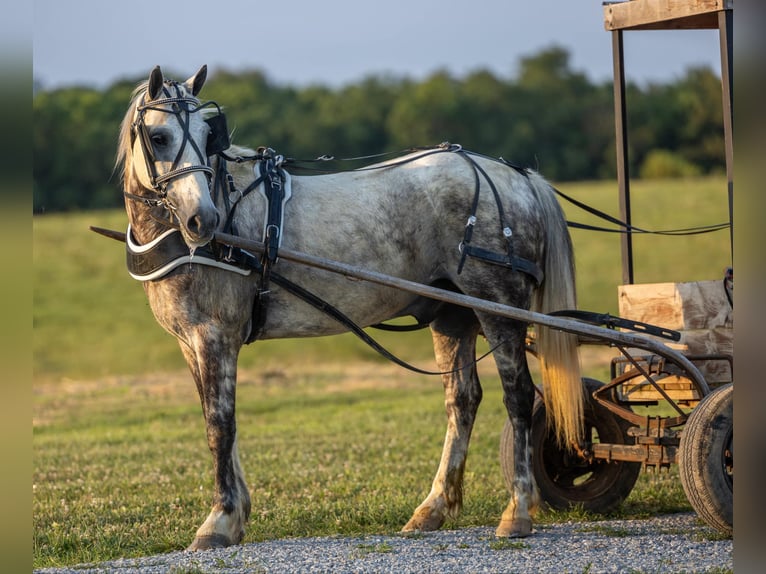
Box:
507, 46, 613, 180
32, 47, 725, 212
387, 70, 465, 148
34, 83, 132, 212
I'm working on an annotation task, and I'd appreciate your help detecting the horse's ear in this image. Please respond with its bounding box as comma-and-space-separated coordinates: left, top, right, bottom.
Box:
184, 65, 208, 97
147, 66, 164, 101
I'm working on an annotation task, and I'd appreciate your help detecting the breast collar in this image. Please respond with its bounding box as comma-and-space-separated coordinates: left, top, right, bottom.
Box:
125, 224, 252, 281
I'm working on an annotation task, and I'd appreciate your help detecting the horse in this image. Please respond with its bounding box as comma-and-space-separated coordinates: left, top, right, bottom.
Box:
115, 64, 584, 551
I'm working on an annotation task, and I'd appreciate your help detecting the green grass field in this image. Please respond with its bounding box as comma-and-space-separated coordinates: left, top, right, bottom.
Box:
33, 176, 731, 568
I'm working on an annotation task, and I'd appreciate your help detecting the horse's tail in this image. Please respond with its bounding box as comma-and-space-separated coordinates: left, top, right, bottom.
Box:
527, 171, 584, 448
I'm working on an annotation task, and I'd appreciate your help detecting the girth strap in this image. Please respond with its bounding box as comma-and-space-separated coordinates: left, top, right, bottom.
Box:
248, 149, 290, 343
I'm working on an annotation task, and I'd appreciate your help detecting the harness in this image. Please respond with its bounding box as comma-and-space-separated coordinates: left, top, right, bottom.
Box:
212, 147, 291, 342
125, 141, 546, 349
227, 144, 544, 342
454, 149, 544, 284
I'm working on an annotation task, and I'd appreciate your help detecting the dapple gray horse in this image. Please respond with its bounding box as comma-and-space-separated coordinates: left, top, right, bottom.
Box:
116, 65, 583, 550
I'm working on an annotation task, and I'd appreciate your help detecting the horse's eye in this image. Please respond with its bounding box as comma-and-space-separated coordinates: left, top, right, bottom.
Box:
151, 133, 168, 148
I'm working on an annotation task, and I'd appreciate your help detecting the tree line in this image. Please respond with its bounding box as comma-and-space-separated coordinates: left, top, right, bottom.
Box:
33, 47, 725, 213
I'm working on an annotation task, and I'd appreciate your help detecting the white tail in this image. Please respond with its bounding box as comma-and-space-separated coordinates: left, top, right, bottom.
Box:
528, 172, 584, 447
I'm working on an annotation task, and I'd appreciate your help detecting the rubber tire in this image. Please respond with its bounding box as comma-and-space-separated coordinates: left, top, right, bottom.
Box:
678, 383, 733, 536
500, 378, 641, 514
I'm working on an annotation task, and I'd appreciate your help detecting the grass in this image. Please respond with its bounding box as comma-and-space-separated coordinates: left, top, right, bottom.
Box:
32, 176, 730, 568
33, 362, 694, 569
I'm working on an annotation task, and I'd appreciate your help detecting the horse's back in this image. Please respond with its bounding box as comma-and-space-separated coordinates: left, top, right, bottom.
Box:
286, 150, 547, 266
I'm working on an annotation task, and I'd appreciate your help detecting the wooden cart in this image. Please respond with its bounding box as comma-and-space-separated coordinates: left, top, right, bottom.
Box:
499, 0, 734, 536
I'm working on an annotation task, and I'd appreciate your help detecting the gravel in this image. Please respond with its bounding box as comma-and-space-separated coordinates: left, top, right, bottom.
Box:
35, 512, 732, 574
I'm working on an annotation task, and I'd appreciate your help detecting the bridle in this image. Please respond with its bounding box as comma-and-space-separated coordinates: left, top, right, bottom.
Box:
125, 81, 227, 210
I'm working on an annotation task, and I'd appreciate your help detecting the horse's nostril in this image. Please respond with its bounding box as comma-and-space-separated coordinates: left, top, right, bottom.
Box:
187, 215, 202, 235
185, 211, 218, 241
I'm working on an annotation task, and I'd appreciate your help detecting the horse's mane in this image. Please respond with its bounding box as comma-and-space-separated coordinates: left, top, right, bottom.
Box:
115, 81, 149, 182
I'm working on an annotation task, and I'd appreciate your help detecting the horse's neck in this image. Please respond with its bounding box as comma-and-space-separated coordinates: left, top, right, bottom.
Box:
214, 157, 267, 234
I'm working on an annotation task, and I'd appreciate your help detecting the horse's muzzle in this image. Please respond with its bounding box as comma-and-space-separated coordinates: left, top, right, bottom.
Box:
182, 209, 220, 248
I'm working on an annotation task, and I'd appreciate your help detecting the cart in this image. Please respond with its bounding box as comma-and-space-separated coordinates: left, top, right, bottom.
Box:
499, 279, 733, 535
498, 0, 734, 536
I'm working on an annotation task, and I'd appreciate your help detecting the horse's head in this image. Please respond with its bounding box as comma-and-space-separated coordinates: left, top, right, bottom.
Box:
119, 65, 225, 248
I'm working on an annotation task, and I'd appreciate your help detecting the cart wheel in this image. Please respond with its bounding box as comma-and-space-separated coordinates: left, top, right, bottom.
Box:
500, 378, 641, 514
678, 383, 733, 536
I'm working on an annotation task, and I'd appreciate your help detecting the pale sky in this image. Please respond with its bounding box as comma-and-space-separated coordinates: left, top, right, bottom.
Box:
32, 0, 722, 91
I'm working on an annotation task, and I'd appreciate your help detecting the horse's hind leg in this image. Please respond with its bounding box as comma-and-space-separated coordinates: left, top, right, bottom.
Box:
403, 305, 482, 532
482, 317, 539, 538
179, 331, 251, 550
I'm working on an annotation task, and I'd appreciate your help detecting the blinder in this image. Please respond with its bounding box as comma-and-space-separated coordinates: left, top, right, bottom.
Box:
205, 112, 230, 157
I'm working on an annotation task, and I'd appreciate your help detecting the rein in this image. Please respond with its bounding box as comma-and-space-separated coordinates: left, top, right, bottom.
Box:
273, 145, 730, 238
551, 185, 730, 237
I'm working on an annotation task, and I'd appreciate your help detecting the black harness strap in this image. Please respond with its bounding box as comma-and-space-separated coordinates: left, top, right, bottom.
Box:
247, 151, 287, 343
268, 272, 458, 375
548, 309, 681, 342
455, 149, 544, 284
458, 243, 544, 285
212, 148, 288, 344
553, 185, 730, 236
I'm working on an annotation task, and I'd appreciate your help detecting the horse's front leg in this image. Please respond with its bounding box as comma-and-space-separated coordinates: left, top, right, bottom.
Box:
403, 308, 481, 532
179, 330, 251, 551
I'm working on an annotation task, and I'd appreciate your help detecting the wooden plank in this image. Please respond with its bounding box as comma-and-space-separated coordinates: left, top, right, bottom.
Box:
617, 281, 733, 378
690, 355, 732, 383
679, 326, 734, 355
618, 281, 733, 331
617, 350, 731, 386
604, 0, 732, 31
621, 374, 701, 401
592, 442, 677, 465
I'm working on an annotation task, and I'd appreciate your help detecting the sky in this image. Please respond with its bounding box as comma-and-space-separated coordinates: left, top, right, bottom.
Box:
32, 0, 723, 91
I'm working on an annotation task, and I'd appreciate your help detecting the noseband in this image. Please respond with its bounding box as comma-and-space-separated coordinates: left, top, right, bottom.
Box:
126, 81, 222, 208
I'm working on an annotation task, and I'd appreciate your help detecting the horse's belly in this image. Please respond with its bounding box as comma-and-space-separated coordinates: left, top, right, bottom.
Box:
256, 269, 426, 340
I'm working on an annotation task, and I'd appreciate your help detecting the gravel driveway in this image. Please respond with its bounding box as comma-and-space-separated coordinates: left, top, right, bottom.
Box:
34, 512, 732, 573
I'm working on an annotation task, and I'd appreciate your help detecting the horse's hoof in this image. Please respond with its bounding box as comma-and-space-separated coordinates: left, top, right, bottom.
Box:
401, 509, 445, 532
495, 517, 533, 538
186, 533, 232, 551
